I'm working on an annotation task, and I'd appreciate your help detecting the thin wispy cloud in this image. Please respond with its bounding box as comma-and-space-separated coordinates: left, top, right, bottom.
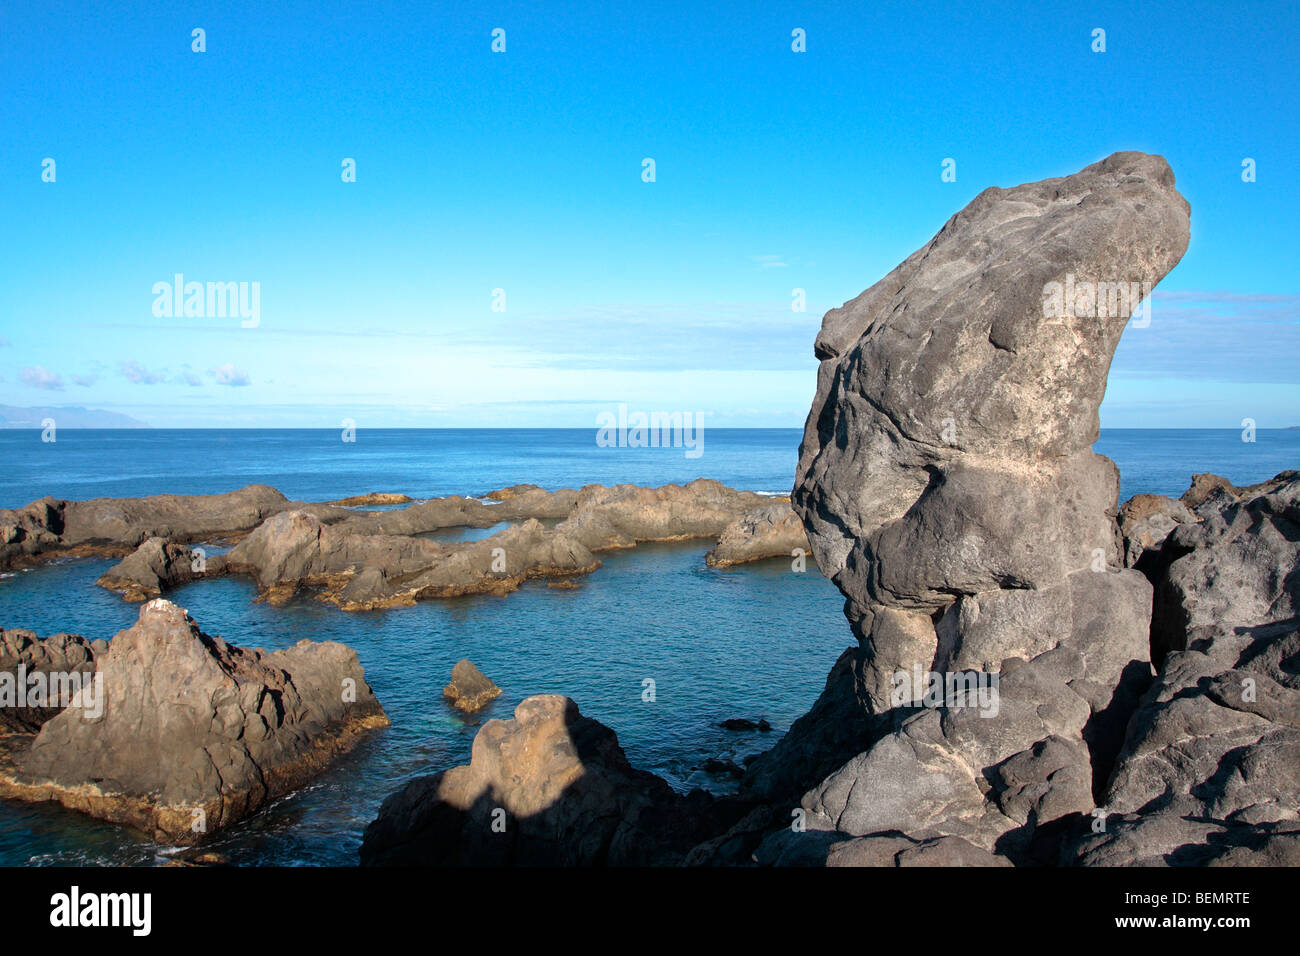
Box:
1111, 291, 1300, 385
210, 363, 251, 387
20, 366, 64, 391
119, 359, 168, 385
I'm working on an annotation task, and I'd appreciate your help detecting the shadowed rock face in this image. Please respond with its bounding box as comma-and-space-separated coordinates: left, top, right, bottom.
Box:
1072, 477, 1300, 865
0, 629, 105, 733
95, 537, 206, 601
776, 152, 1191, 860
360, 695, 732, 866
0, 600, 388, 843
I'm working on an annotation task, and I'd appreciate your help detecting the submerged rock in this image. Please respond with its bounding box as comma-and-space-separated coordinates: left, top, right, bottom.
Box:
769, 152, 1191, 864
720, 717, 772, 732
442, 659, 502, 713
360, 695, 733, 866
0, 599, 388, 843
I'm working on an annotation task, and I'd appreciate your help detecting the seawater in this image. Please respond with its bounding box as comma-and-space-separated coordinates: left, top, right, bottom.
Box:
0, 427, 1294, 865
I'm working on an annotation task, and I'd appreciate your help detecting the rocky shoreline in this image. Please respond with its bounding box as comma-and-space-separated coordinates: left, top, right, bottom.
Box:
359, 153, 1299, 867
0, 599, 388, 843
2, 152, 1294, 866
2, 480, 810, 610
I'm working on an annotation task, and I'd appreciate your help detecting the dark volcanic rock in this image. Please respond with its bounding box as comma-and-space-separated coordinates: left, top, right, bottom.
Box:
0, 599, 388, 843
740, 647, 873, 804
361, 695, 731, 866
1180, 470, 1299, 513
769, 152, 1191, 862
442, 659, 502, 713
1117, 493, 1197, 570
720, 717, 772, 732
1074, 476, 1300, 865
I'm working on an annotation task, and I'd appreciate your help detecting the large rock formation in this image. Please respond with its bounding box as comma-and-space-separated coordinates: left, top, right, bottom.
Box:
773, 152, 1191, 862
0, 600, 388, 843
360, 695, 733, 866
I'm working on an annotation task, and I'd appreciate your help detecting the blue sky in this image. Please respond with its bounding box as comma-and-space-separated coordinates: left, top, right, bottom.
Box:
1, 0, 1297, 427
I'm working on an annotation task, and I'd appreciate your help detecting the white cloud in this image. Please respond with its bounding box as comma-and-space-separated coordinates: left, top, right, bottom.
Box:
210, 363, 251, 387
20, 366, 64, 391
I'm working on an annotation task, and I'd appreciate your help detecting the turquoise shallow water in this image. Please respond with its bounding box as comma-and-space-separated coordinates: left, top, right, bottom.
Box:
0, 427, 1295, 865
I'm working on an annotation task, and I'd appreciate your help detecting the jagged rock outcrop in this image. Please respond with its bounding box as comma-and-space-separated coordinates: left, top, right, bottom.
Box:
768, 152, 1191, 864
443, 659, 503, 713
1118, 494, 1197, 569
0, 629, 105, 733
705, 502, 810, 568
1072, 476, 1300, 865
0, 599, 388, 843
213, 511, 599, 609
360, 695, 736, 866
1180, 470, 1299, 514
96, 537, 206, 601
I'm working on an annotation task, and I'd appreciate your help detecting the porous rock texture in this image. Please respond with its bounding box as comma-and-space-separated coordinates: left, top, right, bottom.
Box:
771, 152, 1192, 862
1072, 476, 1300, 865
0, 599, 388, 843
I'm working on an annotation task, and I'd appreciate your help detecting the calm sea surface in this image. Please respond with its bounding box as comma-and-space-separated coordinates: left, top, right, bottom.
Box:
0, 428, 1294, 865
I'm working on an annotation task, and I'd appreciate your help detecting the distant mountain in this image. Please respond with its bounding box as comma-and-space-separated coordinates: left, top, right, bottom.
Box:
0, 405, 150, 428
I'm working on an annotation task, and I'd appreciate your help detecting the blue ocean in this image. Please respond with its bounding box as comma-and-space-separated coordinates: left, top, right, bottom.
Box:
0, 427, 1295, 865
